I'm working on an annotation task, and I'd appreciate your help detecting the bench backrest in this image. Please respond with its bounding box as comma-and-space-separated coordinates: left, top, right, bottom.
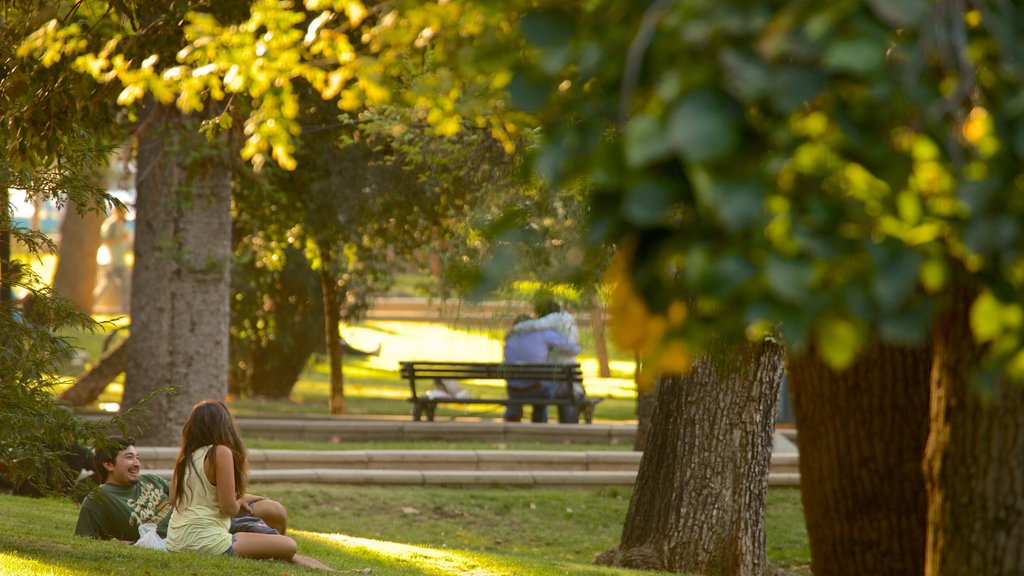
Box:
400, 361, 583, 399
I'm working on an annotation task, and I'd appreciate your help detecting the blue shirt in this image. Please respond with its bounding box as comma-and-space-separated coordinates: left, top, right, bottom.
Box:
503, 329, 580, 390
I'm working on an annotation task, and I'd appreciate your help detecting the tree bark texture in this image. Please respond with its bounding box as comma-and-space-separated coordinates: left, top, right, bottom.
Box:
633, 373, 657, 452
122, 105, 232, 445
58, 336, 127, 406
600, 337, 785, 575
788, 341, 931, 576
924, 272, 1024, 575
1, 187, 10, 303
590, 293, 611, 378
51, 198, 103, 313
319, 241, 345, 414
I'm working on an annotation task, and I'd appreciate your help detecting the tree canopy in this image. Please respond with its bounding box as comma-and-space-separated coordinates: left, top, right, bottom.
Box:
490, 0, 1024, 385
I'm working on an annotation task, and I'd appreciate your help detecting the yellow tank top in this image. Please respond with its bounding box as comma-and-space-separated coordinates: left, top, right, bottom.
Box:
166, 445, 233, 554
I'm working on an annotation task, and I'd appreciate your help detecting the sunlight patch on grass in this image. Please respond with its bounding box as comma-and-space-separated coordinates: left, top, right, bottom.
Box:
300, 531, 510, 576
344, 321, 504, 372
0, 552, 74, 576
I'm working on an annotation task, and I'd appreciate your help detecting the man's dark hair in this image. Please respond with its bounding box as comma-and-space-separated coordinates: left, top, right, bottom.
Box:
533, 298, 560, 317
92, 436, 134, 484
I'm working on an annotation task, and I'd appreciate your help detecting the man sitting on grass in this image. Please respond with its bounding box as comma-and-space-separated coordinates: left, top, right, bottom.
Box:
75, 436, 286, 543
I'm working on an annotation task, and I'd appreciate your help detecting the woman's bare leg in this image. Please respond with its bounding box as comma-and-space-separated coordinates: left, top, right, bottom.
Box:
248, 497, 288, 534
231, 532, 296, 560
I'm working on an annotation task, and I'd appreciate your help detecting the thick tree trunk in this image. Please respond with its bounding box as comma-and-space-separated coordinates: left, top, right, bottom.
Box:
122, 105, 232, 445
51, 198, 103, 313
788, 341, 931, 576
633, 373, 656, 452
590, 294, 611, 378
598, 337, 785, 575
924, 273, 1024, 575
58, 336, 127, 406
319, 241, 345, 414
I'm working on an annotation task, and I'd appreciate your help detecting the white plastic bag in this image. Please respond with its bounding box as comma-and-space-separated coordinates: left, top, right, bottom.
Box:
134, 523, 167, 551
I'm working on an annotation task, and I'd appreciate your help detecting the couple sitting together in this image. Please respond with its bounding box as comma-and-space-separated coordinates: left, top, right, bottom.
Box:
75, 400, 331, 570
502, 299, 581, 424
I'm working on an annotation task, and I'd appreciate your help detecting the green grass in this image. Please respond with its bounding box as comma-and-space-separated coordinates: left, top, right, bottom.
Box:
0, 486, 809, 575
57, 318, 641, 422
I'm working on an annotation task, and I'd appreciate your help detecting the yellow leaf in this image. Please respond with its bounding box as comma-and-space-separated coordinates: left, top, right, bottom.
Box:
434, 114, 462, 137
654, 339, 692, 375
1007, 348, 1024, 381
816, 317, 863, 370
919, 257, 947, 293
116, 84, 144, 106
345, 1, 368, 26
970, 291, 1004, 343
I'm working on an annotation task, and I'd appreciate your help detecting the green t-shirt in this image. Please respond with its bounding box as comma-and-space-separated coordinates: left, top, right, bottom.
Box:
74, 473, 172, 541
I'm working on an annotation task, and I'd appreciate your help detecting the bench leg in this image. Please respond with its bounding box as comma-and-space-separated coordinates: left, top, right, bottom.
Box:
412, 402, 423, 421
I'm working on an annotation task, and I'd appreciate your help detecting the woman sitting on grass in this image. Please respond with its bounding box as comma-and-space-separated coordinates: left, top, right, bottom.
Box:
166, 399, 331, 570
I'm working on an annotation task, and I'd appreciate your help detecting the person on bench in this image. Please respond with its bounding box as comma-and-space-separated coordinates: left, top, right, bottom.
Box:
503, 315, 581, 423
75, 436, 287, 543
510, 299, 582, 422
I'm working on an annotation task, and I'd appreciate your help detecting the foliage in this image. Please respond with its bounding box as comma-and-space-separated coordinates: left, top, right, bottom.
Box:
17, 0, 527, 171
228, 88, 513, 399
229, 243, 323, 398
498, 0, 1024, 382
0, 0, 132, 496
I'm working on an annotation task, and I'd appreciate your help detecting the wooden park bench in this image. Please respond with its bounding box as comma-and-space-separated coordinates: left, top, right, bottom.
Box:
400, 361, 603, 424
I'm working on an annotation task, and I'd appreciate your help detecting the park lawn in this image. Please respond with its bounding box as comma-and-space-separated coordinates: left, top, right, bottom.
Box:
55, 319, 641, 422
0, 486, 810, 576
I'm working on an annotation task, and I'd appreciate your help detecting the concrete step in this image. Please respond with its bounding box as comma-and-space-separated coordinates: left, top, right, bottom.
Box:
142, 467, 800, 488
234, 417, 638, 445
137, 448, 799, 478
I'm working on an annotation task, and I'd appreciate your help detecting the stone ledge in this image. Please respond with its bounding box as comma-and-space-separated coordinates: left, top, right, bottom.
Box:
144, 468, 798, 487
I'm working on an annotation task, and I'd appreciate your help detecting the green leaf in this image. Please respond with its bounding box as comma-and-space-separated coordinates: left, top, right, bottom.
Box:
870, 247, 921, 311
866, 0, 929, 28
507, 72, 550, 113
711, 179, 764, 232
621, 178, 678, 227
519, 10, 575, 78
964, 215, 1020, 256
520, 10, 576, 51
823, 38, 884, 75
878, 300, 932, 345
719, 49, 770, 101
971, 291, 1006, 343
666, 90, 741, 163
765, 256, 815, 303
769, 66, 826, 113
816, 316, 864, 369
625, 114, 674, 168
712, 254, 757, 296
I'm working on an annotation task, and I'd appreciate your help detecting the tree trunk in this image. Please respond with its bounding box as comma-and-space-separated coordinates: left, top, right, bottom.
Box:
1, 187, 10, 303
121, 104, 232, 445
633, 369, 657, 452
788, 340, 931, 576
319, 240, 345, 414
51, 198, 104, 313
598, 337, 785, 575
924, 271, 1024, 575
590, 293, 611, 377
58, 336, 127, 406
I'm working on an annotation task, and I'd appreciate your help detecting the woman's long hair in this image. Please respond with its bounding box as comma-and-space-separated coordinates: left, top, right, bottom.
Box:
170, 400, 248, 508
